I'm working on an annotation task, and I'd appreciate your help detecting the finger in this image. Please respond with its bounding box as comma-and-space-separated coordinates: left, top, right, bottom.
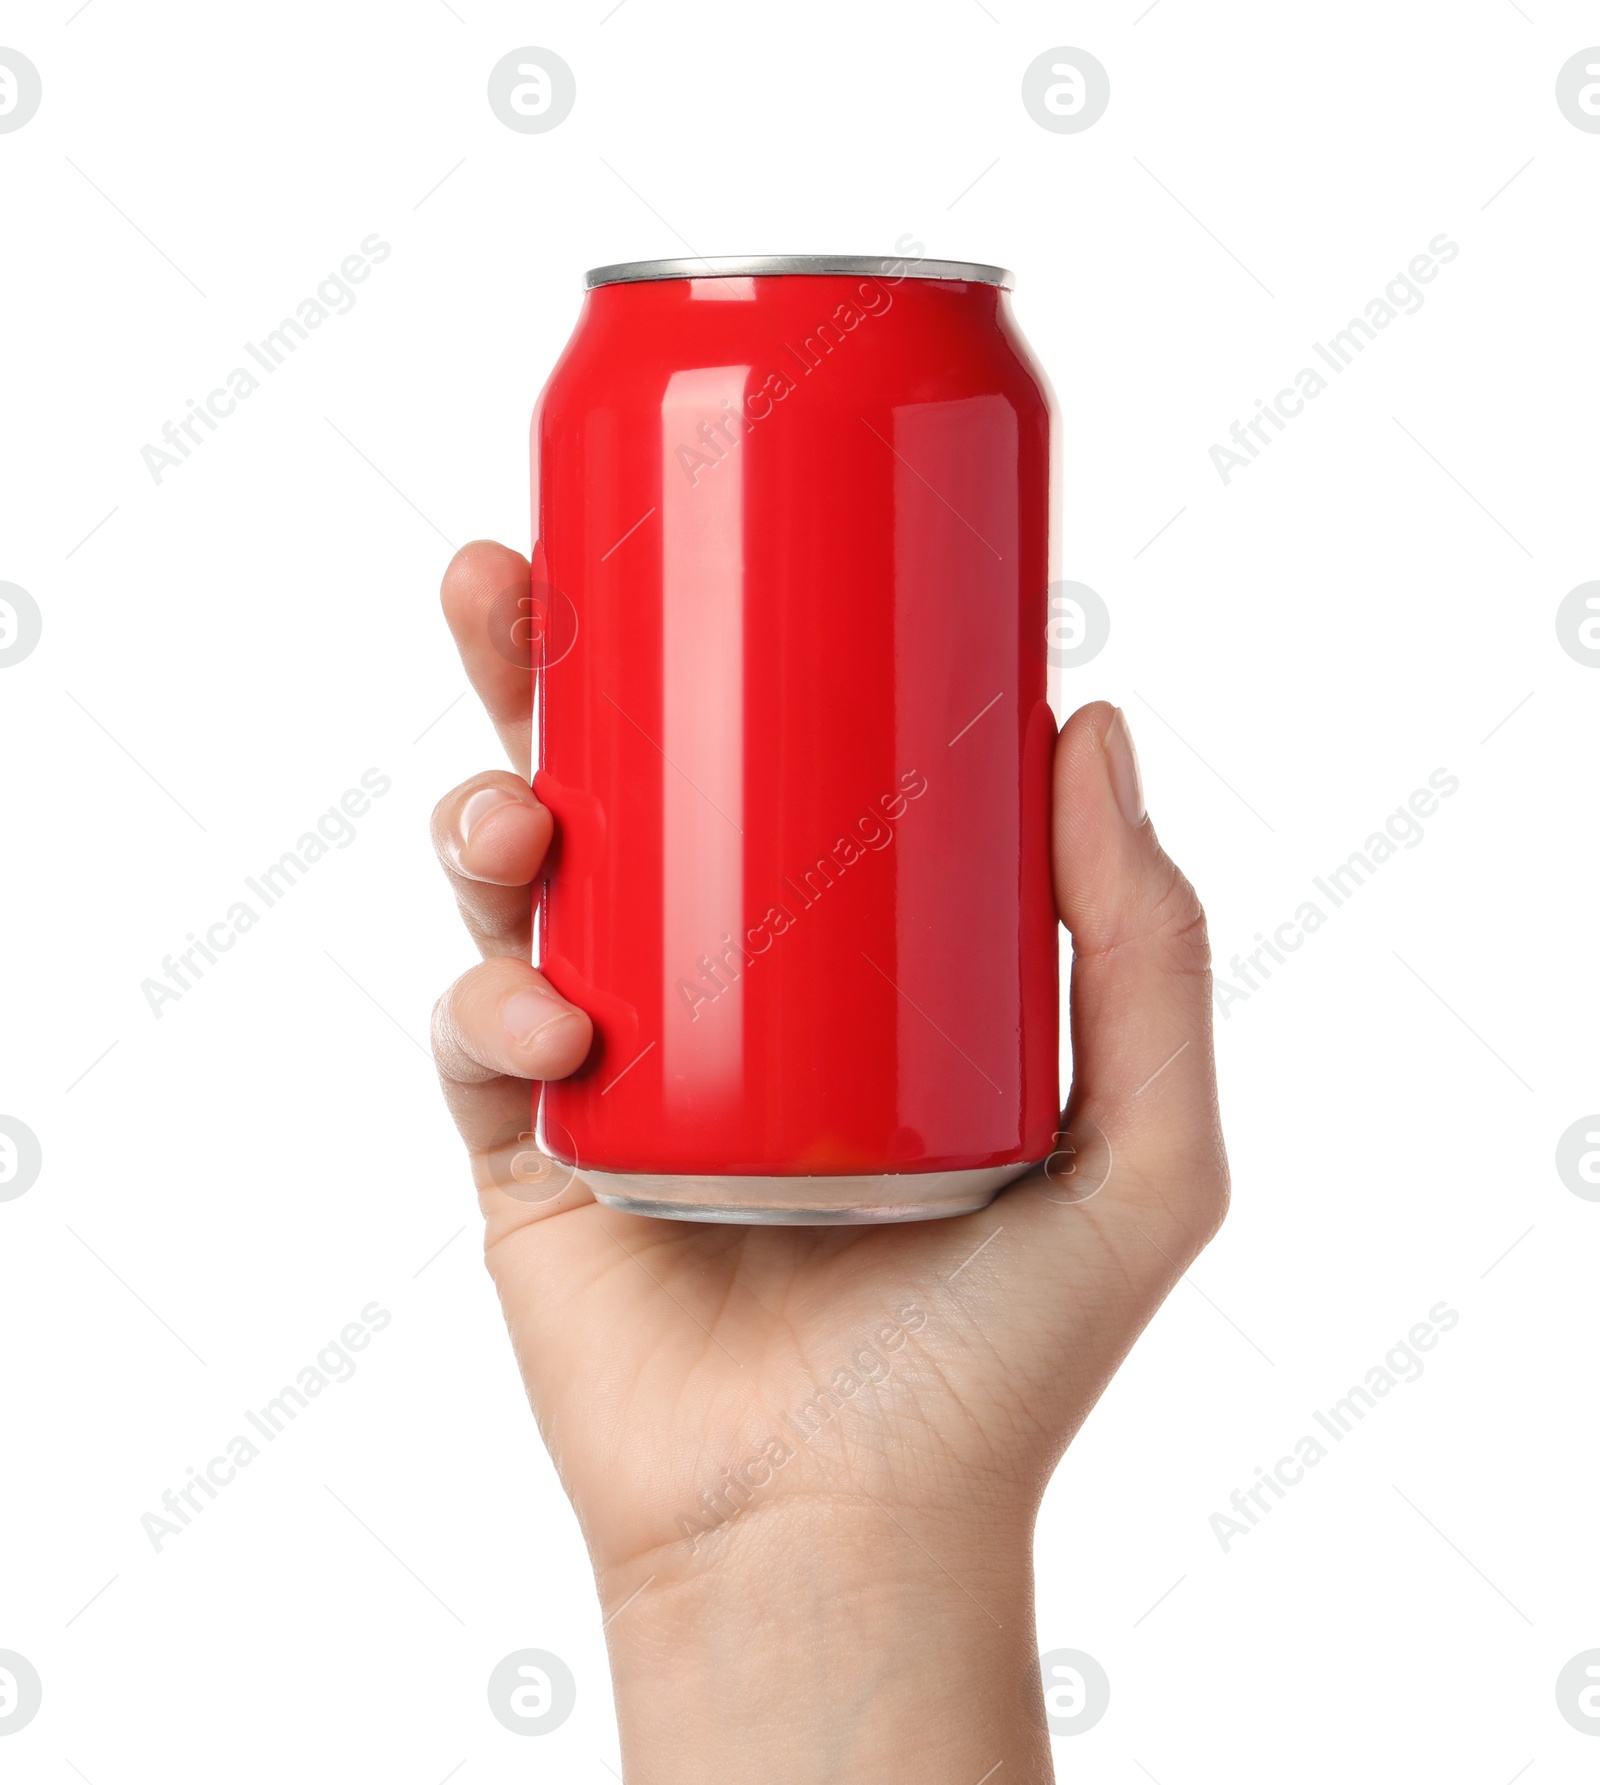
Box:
430, 771, 552, 960
1055, 703, 1220, 1134
432, 960, 596, 1225
436, 1069, 595, 1217
440, 540, 533, 776
1008, 702, 1227, 1253
432, 956, 593, 1087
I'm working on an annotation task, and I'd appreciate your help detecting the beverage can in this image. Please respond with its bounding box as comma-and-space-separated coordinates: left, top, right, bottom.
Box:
531, 253, 1059, 1222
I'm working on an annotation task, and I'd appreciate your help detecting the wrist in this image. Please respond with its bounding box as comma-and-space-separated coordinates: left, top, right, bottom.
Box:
598, 1496, 1052, 1783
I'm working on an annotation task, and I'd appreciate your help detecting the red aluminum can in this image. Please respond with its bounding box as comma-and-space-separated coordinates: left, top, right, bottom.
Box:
530, 254, 1058, 1223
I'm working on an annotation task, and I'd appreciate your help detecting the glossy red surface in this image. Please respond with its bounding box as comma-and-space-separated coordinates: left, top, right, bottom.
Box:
531, 268, 1058, 1177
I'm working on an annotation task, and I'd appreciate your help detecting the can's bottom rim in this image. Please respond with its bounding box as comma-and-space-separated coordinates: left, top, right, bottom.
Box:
579, 1162, 1037, 1226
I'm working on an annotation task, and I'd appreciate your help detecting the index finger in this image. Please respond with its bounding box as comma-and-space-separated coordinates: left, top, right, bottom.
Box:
440, 540, 534, 776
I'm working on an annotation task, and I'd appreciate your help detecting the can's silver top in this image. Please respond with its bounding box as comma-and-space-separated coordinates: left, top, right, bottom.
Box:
585, 255, 1015, 290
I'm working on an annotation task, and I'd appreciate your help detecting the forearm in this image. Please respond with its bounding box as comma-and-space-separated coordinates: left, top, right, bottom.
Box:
599, 1498, 1053, 1784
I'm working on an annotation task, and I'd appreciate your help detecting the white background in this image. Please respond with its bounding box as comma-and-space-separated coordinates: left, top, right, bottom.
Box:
2, 2, 1597, 1778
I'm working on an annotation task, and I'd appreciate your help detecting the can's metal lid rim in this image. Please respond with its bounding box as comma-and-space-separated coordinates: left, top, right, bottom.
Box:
585, 255, 1015, 290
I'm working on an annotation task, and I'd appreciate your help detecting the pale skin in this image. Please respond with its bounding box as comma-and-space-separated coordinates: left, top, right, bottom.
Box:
430, 539, 1229, 1782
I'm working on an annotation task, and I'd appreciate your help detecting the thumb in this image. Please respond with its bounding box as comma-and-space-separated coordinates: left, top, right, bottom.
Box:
1039, 701, 1228, 1254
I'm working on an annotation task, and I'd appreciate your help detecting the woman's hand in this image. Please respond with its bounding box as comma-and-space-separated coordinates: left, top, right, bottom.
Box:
431, 539, 1228, 1783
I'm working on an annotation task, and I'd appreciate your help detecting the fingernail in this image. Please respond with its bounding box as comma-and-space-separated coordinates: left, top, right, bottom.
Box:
446, 787, 520, 874
1106, 708, 1146, 827
503, 988, 580, 1051
460, 787, 518, 847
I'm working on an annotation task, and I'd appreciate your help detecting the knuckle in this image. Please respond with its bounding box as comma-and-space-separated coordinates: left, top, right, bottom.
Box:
1189, 1147, 1232, 1250
1145, 863, 1211, 973
1077, 858, 1212, 971
431, 969, 470, 1034
431, 961, 517, 1081
431, 963, 484, 1049
429, 987, 455, 1063
458, 890, 531, 955
1140, 1138, 1231, 1262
